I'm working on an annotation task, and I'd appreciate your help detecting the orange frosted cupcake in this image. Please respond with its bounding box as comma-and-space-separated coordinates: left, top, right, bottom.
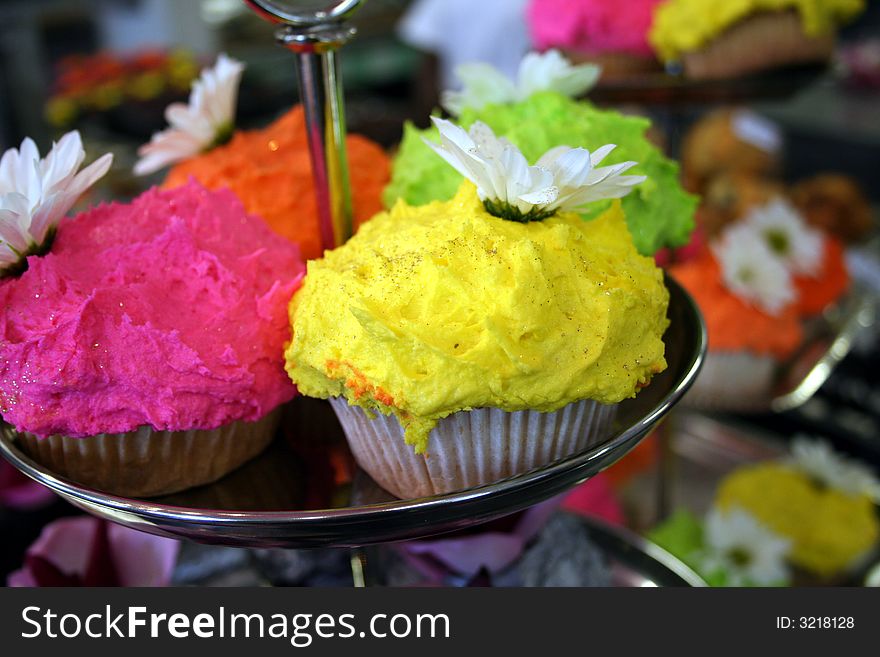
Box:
134, 53, 390, 260
163, 107, 390, 260
672, 252, 802, 358
742, 197, 848, 318
676, 198, 849, 409
671, 223, 803, 411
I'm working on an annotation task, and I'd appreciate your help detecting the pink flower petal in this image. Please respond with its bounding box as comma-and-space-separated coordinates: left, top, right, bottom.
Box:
7, 516, 180, 587
561, 473, 624, 525
399, 496, 562, 579
109, 523, 180, 586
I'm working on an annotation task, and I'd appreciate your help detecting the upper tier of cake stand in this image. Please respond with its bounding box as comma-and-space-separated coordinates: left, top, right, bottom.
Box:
0, 276, 706, 549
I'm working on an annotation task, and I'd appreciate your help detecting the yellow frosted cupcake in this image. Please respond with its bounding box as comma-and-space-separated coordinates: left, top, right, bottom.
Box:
650, 0, 865, 80
716, 438, 879, 578
284, 119, 669, 498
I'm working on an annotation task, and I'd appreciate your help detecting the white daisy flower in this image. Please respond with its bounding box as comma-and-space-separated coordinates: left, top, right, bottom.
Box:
440, 64, 517, 118
0, 131, 113, 275
713, 222, 796, 315
744, 198, 824, 277
134, 53, 245, 176
701, 507, 792, 586
789, 436, 880, 500
442, 49, 601, 116
424, 117, 645, 222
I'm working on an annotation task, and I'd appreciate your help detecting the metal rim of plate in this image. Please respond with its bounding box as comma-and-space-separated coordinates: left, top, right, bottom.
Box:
0, 277, 705, 549
568, 514, 706, 587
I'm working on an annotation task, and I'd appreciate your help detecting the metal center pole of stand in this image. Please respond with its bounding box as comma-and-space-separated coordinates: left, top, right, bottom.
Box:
277, 24, 355, 251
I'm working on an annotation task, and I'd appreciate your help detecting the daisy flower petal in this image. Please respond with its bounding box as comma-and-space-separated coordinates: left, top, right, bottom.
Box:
744, 198, 824, 277
517, 49, 600, 100
589, 143, 618, 167
713, 223, 796, 315
441, 63, 518, 115
702, 507, 791, 586
134, 53, 245, 175
442, 50, 600, 116
0, 132, 111, 275
789, 436, 880, 500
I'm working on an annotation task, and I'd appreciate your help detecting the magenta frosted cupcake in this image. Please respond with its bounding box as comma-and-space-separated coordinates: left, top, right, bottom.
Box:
527, 0, 664, 78
0, 180, 305, 496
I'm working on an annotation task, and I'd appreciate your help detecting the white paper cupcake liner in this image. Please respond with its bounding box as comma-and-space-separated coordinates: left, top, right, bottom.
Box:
329, 398, 617, 499
681, 351, 777, 412
15, 408, 281, 497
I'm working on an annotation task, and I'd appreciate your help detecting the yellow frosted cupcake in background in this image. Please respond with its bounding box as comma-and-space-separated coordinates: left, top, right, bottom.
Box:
650, 0, 865, 80
285, 118, 669, 498
716, 437, 879, 579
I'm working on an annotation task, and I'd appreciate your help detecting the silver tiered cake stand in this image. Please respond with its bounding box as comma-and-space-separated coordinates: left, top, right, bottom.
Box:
0, 1, 707, 586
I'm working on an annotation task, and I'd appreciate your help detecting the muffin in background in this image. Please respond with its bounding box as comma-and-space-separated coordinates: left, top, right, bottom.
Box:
673, 193, 850, 409
791, 173, 875, 243
700, 172, 786, 238
680, 109, 782, 195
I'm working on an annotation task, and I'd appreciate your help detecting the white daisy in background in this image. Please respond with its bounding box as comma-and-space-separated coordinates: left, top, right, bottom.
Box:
789, 436, 880, 501
134, 53, 245, 176
701, 507, 792, 586
441, 49, 601, 116
424, 117, 645, 222
713, 222, 795, 315
744, 198, 824, 277
0, 131, 113, 275
440, 63, 517, 117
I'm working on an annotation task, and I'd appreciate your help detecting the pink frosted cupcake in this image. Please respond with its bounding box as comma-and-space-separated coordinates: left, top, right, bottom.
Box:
527, 0, 663, 78
0, 180, 304, 496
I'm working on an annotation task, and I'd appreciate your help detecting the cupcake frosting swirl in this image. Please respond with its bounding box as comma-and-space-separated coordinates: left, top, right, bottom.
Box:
285, 183, 669, 451
0, 181, 304, 437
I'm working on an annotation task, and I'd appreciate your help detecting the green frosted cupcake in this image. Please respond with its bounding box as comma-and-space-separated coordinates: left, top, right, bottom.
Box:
385, 89, 697, 256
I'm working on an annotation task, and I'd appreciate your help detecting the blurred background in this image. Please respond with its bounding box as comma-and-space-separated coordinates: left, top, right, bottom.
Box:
1, 0, 880, 588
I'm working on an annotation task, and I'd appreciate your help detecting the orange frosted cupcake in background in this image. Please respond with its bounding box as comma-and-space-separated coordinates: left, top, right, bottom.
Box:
743, 198, 849, 318
135, 53, 390, 259
673, 196, 850, 410
671, 246, 802, 411
163, 107, 390, 260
